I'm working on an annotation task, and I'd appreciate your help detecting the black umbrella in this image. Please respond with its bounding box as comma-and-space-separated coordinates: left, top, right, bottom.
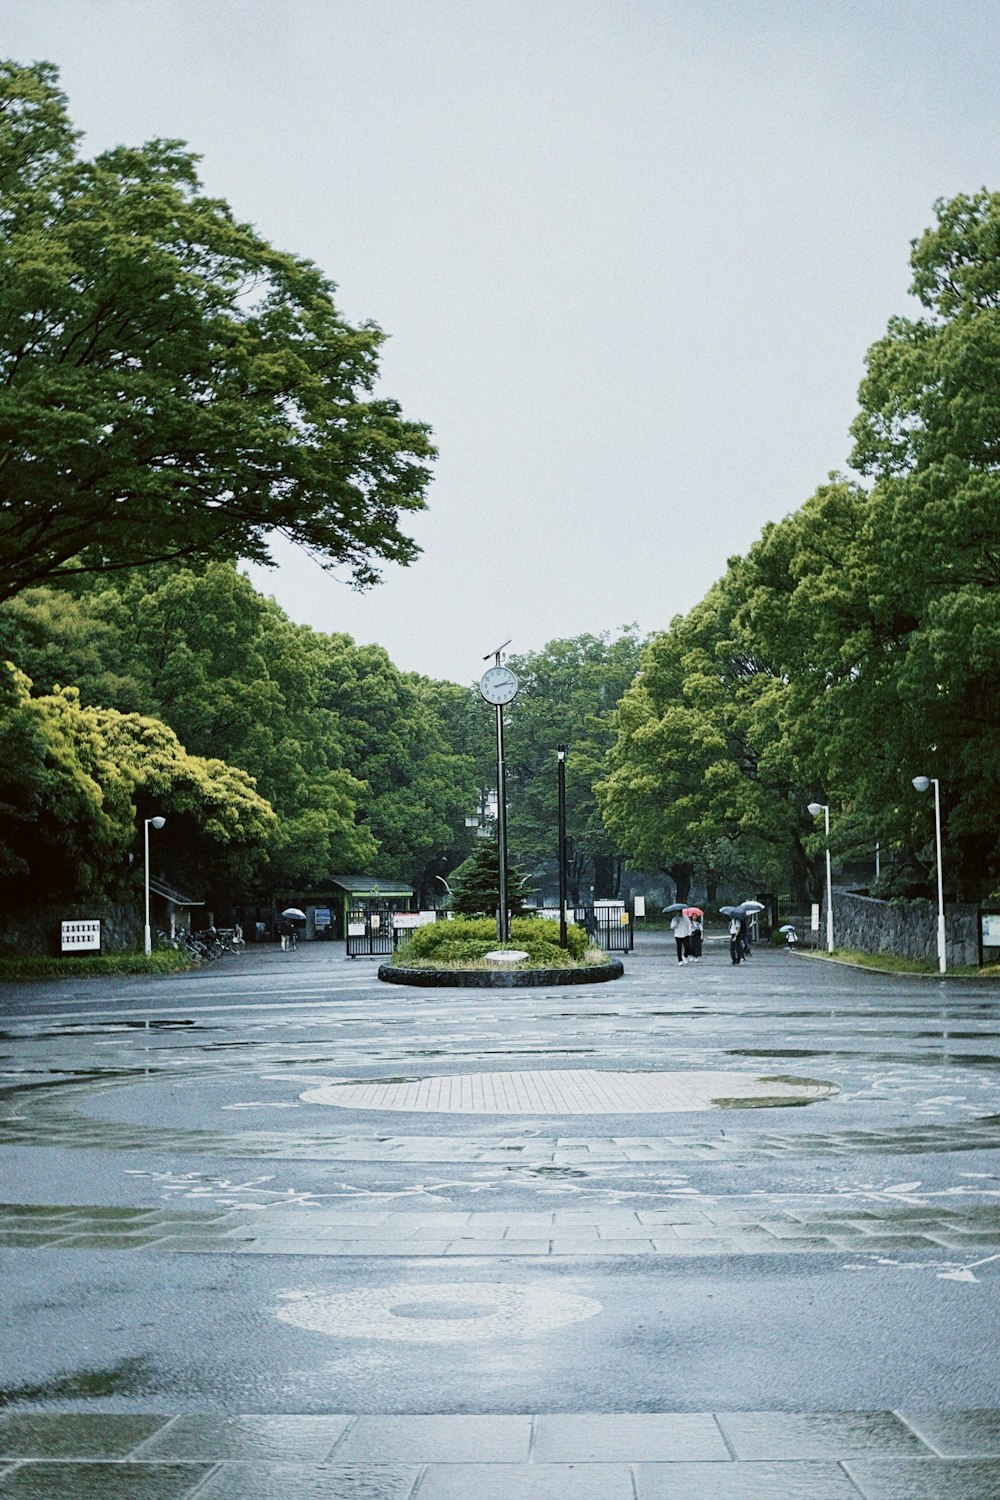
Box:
664, 902, 688, 914
719, 905, 743, 917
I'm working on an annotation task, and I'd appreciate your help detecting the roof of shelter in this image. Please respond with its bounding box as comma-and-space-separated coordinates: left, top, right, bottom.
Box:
149, 877, 205, 907
326, 875, 413, 897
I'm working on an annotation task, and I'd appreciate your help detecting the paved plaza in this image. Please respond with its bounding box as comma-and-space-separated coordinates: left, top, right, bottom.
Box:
2, 931, 1000, 1495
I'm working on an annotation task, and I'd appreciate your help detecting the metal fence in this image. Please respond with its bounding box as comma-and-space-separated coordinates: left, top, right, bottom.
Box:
345, 904, 396, 958
574, 903, 634, 953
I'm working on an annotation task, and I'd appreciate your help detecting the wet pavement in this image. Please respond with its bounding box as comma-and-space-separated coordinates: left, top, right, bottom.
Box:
2, 933, 1000, 1495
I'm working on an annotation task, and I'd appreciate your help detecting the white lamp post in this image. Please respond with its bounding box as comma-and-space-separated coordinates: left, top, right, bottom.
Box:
913, 775, 946, 974
807, 802, 834, 953
143, 815, 166, 955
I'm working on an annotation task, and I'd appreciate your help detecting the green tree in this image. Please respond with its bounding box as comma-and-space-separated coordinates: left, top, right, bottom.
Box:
0, 663, 276, 909
0, 663, 131, 902
0, 564, 479, 899
598, 573, 818, 906
843, 189, 1000, 894
502, 630, 646, 901
0, 59, 434, 604
450, 835, 532, 919
316, 640, 478, 900
85, 703, 277, 900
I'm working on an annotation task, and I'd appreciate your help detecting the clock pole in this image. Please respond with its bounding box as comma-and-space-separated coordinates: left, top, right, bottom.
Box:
494, 647, 510, 943
481, 643, 516, 944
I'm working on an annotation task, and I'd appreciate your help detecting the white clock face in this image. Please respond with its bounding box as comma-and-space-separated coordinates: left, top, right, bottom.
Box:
480, 665, 518, 705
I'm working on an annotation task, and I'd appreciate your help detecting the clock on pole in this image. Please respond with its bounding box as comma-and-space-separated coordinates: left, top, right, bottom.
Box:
479, 664, 518, 705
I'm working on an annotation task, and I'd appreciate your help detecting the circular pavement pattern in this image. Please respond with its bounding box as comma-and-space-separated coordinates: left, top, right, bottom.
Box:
300, 1068, 837, 1115
276, 1282, 603, 1342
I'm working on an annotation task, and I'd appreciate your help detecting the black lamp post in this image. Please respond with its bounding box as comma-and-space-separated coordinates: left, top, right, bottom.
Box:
557, 744, 568, 949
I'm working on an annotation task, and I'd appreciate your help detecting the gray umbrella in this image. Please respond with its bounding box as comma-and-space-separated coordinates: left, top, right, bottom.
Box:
719, 906, 743, 917
664, 902, 688, 914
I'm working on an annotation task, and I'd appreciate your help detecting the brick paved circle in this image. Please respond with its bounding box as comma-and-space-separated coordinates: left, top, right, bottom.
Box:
300, 1069, 837, 1115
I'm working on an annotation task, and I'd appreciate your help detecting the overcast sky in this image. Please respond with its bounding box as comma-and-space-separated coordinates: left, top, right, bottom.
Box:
4, 1, 999, 683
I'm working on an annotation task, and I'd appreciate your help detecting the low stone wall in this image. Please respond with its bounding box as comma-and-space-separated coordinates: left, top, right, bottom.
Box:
829, 890, 980, 968
378, 960, 625, 988
0, 903, 141, 957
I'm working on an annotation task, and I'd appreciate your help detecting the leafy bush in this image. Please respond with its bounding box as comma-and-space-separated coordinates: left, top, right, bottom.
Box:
0, 950, 191, 980
395, 916, 596, 969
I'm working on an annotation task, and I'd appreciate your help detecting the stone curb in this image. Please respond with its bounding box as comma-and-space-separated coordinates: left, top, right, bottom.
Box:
377, 960, 625, 987
791, 949, 999, 982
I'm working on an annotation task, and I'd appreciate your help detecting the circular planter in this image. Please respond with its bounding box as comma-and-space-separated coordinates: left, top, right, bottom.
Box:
377, 959, 625, 988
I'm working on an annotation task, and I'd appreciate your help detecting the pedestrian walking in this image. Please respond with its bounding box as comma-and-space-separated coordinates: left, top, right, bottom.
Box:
279, 917, 292, 951
729, 914, 746, 965
671, 909, 693, 964
688, 913, 703, 960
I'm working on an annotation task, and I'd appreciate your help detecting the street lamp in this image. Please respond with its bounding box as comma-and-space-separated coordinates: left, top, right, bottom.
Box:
143, 815, 165, 955
807, 802, 834, 953
557, 744, 568, 950
913, 775, 946, 974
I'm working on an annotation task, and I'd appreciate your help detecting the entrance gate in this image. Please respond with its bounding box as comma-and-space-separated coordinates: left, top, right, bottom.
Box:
346, 904, 395, 958
574, 902, 634, 953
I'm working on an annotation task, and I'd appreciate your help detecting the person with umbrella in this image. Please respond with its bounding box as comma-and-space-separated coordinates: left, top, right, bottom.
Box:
721, 905, 748, 965
669, 905, 693, 964
685, 907, 704, 961
280, 907, 305, 951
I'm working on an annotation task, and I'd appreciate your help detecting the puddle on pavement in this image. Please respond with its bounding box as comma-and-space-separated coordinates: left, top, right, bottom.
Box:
0, 1358, 154, 1408
728, 1049, 824, 1059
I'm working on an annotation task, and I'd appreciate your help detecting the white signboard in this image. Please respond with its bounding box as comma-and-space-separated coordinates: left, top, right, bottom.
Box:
61, 919, 101, 952
393, 913, 421, 930
347, 922, 366, 937
983, 914, 1000, 946
633, 896, 646, 918
810, 903, 820, 932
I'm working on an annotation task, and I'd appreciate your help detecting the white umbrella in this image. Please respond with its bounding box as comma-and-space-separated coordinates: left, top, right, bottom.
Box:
281, 907, 306, 921
740, 901, 765, 915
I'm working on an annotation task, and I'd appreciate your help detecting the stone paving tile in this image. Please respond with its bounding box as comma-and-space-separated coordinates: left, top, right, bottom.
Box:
416, 1464, 634, 1499
715, 1411, 933, 1460
842, 1456, 1000, 1497
195, 1461, 420, 1498
550, 1238, 656, 1254
443, 1240, 551, 1255
12, 1198, 1000, 1256
333, 1416, 532, 1463
533, 1414, 730, 1463
633, 1459, 863, 1497
0, 1414, 170, 1459
897, 1409, 1000, 1457
132, 1414, 352, 1462
0, 1462, 213, 1498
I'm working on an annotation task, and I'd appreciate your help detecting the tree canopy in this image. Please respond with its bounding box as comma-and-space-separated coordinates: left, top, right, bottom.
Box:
0, 59, 434, 603
599, 191, 1000, 904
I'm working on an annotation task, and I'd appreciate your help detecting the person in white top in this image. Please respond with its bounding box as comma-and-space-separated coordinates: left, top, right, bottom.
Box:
671, 910, 693, 964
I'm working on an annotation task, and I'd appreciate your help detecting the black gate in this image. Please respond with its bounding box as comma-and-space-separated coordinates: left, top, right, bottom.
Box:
346, 904, 395, 958
575, 903, 634, 953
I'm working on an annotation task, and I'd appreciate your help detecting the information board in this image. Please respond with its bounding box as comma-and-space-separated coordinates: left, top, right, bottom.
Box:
61, 920, 101, 953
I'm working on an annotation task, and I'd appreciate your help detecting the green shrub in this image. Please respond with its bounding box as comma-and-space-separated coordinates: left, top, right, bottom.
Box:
395, 915, 595, 969
0, 950, 191, 981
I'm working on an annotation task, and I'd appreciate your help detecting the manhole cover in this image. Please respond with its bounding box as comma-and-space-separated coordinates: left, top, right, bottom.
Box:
300, 1068, 837, 1115
276, 1282, 602, 1341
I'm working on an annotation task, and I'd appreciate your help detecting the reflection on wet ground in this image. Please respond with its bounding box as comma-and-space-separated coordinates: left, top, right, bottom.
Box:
4, 943, 1000, 1443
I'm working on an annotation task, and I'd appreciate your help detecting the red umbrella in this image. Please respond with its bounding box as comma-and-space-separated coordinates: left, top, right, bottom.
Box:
683, 906, 704, 917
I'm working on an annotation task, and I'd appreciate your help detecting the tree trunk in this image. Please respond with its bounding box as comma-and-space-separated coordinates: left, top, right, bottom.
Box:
666, 861, 694, 903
